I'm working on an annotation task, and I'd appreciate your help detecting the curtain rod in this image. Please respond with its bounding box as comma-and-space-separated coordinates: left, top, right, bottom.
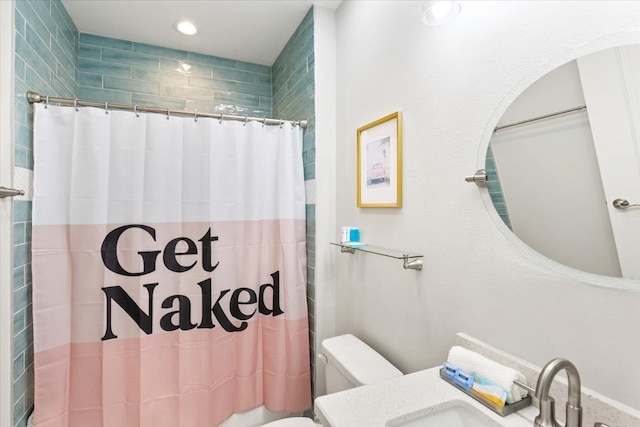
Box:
26, 91, 307, 129
494, 105, 586, 132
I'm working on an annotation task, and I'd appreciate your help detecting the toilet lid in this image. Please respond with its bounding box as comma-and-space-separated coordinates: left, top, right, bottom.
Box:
261, 417, 317, 427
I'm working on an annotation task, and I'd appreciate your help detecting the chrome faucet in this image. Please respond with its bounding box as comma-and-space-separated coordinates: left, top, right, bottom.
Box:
534, 358, 582, 427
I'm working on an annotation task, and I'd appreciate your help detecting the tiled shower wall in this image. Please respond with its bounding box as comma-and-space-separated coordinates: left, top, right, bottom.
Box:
13, 1, 78, 426
485, 145, 511, 228
272, 8, 316, 398
12, 0, 317, 425
77, 33, 272, 118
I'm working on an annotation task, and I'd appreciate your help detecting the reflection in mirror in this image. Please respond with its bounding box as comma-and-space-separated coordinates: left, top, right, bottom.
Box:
486, 44, 640, 279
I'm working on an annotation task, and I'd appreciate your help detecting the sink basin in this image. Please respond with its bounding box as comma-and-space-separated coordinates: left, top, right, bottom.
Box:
386, 401, 503, 427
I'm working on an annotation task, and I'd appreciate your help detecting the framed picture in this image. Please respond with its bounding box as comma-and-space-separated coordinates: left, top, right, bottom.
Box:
357, 112, 402, 208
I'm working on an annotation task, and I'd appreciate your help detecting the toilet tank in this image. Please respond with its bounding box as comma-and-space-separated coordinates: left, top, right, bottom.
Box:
321, 334, 403, 394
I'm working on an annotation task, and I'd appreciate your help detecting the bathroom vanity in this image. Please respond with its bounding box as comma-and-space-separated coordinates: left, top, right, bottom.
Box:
314, 334, 640, 427
315, 366, 534, 427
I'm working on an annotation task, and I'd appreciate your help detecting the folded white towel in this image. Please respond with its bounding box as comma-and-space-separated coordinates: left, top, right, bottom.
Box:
446, 346, 528, 404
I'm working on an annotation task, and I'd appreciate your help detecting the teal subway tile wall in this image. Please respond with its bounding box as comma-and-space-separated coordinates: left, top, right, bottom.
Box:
13, 1, 316, 424
13, 0, 78, 425
14, 0, 78, 170
272, 7, 316, 399
485, 145, 511, 228
11, 201, 33, 427
77, 34, 273, 117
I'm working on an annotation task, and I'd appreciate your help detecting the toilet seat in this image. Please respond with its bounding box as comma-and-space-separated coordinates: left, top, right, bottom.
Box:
261, 416, 317, 426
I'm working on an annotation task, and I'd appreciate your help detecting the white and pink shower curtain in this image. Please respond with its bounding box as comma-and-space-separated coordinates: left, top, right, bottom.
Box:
31, 103, 310, 427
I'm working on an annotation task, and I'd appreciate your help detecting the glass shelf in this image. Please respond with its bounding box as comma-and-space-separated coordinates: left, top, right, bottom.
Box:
330, 242, 423, 270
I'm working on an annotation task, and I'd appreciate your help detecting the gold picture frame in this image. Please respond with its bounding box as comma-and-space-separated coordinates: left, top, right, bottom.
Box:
357, 112, 402, 208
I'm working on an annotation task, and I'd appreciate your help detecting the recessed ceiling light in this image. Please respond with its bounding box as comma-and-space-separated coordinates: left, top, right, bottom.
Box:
174, 20, 198, 36
422, 1, 461, 26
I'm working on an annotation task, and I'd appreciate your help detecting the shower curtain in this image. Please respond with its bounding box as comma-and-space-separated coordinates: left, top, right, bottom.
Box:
31, 103, 310, 427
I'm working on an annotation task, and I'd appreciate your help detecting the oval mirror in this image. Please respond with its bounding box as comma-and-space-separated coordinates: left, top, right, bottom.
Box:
486, 43, 640, 279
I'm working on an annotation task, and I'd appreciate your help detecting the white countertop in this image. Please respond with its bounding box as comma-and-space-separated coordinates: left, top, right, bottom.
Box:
314, 367, 538, 427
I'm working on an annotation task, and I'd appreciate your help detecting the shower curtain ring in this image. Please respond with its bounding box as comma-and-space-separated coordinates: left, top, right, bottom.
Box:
134, 105, 139, 118
74, 99, 78, 112
105, 102, 109, 114
244, 115, 248, 126
262, 117, 266, 127
219, 114, 224, 124
45, 96, 49, 109
194, 110, 198, 122
166, 108, 170, 120
280, 121, 284, 129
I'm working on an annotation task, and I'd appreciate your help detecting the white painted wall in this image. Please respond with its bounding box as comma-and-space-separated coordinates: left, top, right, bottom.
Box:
312, 5, 337, 398
331, 0, 640, 409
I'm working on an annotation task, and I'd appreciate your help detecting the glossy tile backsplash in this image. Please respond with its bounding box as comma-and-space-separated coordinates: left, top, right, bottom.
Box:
78, 33, 273, 117
13, 0, 78, 424
272, 7, 316, 401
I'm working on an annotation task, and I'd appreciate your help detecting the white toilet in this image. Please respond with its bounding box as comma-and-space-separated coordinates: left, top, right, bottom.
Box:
263, 334, 403, 426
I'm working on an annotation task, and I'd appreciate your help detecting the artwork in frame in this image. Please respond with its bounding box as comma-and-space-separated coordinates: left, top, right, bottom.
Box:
357, 112, 403, 208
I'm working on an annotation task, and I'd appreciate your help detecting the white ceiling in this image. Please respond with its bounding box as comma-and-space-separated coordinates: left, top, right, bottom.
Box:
61, 0, 342, 66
